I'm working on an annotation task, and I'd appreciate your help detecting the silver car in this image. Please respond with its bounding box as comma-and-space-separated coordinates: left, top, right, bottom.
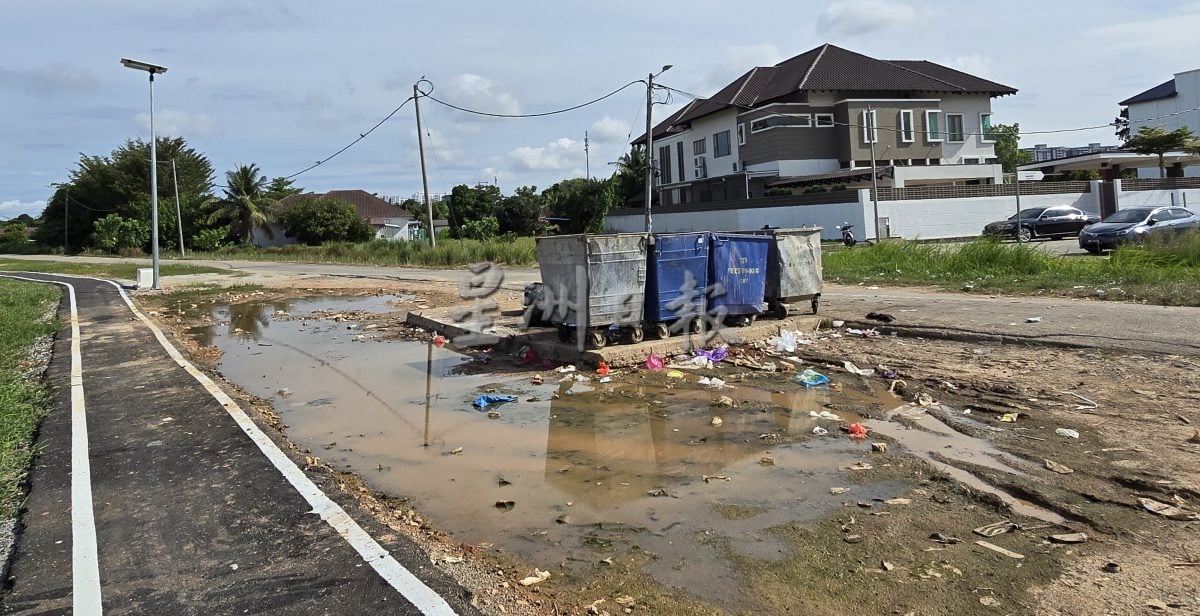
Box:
1078, 206, 1200, 253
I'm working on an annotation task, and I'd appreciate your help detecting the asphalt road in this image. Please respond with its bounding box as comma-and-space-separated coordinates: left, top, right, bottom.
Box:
1, 273, 477, 615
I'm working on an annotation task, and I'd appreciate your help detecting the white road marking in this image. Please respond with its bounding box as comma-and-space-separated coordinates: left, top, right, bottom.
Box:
0, 275, 104, 613
82, 276, 458, 615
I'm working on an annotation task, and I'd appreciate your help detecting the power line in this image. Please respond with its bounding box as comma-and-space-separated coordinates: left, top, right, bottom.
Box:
423, 80, 643, 118
280, 96, 416, 180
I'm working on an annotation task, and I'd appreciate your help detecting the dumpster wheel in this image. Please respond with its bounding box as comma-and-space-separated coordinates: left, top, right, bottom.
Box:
654, 323, 671, 340
628, 326, 645, 344
588, 329, 608, 349
770, 302, 789, 320
811, 295, 820, 314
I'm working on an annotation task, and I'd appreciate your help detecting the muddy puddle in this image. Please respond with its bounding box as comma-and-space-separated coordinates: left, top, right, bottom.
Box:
193, 297, 1059, 604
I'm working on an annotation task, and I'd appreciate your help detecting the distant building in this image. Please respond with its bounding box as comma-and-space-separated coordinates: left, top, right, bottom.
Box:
1119, 68, 1200, 178
1022, 143, 1120, 163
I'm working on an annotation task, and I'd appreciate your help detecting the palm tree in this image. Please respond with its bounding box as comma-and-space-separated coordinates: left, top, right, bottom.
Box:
206, 164, 276, 245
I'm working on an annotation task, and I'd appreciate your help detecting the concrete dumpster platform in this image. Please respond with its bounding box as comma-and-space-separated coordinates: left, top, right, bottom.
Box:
405, 305, 823, 368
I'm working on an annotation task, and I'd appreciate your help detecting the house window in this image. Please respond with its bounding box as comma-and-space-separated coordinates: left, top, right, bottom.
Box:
714, 130, 732, 157
658, 145, 672, 184
860, 109, 878, 144
925, 110, 942, 142
814, 113, 834, 127
979, 113, 994, 142
736, 124, 746, 146
749, 114, 813, 132
693, 138, 706, 155
946, 113, 965, 142
899, 110, 914, 143
676, 142, 685, 184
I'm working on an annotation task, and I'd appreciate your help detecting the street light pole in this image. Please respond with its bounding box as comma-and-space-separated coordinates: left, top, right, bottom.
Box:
172, 159, 184, 257
867, 105, 881, 243
644, 65, 672, 236
121, 58, 168, 289
414, 81, 436, 248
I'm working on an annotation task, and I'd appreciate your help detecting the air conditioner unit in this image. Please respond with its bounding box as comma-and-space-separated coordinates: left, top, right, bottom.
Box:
694, 156, 705, 168
732, 161, 739, 172
695, 166, 707, 179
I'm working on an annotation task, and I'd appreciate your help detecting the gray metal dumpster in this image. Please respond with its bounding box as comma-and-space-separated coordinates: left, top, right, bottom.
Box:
535, 233, 648, 349
746, 227, 823, 317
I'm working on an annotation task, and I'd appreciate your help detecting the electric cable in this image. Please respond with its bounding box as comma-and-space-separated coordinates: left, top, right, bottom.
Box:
280, 96, 416, 180
423, 80, 643, 118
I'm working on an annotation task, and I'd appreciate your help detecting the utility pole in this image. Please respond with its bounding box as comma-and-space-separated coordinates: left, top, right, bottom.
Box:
584, 131, 590, 179
64, 189, 69, 252
644, 73, 655, 234
172, 159, 185, 257
414, 82, 436, 248
867, 104, 881, 242
149, 71, 161, 289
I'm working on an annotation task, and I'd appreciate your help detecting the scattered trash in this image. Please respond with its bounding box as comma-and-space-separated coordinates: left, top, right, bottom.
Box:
979, 596, 1000, 607
1102, 562, 1121, 574
614, 596, 635, 609
596, 361, 610, 376
1049, 532, 1089, 544
888, 379, 907, 394
866, 312, 895, 323
1146, 599, 1169, 611
450, 447, 464, 455
495, 500, 515, 512
598, 376, 612, 384
810, 410, 842, 421
518, 569, 551, 586
843, 361, 874, 376
1055, 428, 1080, 439
697, 376, 726, 389
472, 394, 517, 410
666, 370, 685, 379
832, 320, 845, 328
702, 474, 731, 483
795, 369, 830, 388
880, 367, 899, 379
694, 346, 729, 363
574, 374, 591, 383
975, 540, 1025, 559
846, 328, 880, 337
497, 476, 512, 487
555, 514, 573, 525
883, 498, 911, 505
646, 488, 669, 497
759, 456, 775, 466
767, 330, 812, 353
1025, 317, 1042, 323
973, 521, 1016, 538
929, 532, 962, 545
432, 335, 447, 347
843, 534, 862, 544
871, 442, 888, 453
1138, 497, 1200, 521
1000, 413, 1019, 423
848, 423, 868, 439
812, 426, 829, 436
585, 599, 605, 615
830, 487, 849, 495
710, 416, 724, 426
517, 346, 538, 364
555, 364, 577, 373
486, 411, 501, 419
1188, 430, 1200, 444
916, 392, 934, 407
1044, 459, 1074, 474
531, 374, 544, 385
847, 462, 873, 471
276, 388, 293, 397
881, 560, 895, 572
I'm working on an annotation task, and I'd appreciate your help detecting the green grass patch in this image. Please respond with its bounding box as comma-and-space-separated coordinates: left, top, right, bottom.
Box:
191, 237, 538, 267
824, 236, 1200, 305
0, 258, 230, 279
0, 278, 60, 520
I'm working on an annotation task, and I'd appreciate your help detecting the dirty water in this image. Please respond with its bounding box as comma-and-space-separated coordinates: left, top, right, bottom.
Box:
193, 297, 1061, 603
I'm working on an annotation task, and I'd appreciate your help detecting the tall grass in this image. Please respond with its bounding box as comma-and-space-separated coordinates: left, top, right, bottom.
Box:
0, 278, 60, 520
193, 237, 538, 267
825, 236, 1200, 305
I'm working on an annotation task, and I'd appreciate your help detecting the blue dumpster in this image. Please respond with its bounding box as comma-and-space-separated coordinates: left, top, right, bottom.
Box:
644, 232, 709, 339
708, 233, 770, 320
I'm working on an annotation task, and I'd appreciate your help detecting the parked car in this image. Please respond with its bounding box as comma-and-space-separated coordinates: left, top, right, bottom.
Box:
1077, 206, 1200, 253
982, 206, 1100, 242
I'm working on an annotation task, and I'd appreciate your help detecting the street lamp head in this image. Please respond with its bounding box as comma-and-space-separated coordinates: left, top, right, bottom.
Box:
120, 58, 168, 75
661, 64, 673, 73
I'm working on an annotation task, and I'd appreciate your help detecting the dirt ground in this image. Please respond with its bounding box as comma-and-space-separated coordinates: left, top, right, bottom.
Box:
139, 276, 1200, 616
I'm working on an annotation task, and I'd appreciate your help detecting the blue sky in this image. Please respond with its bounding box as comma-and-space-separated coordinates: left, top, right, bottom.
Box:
3, 0, 1199, 219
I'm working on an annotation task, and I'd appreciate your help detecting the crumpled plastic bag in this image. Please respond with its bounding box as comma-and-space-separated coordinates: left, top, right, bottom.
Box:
646, 352, 664, 371
694, 345, 728, 363
848, 423, 868, 439
843, 361, 874, 376
472, 394, 517, 409
767, 330, 813, 354
795, 369, 830, 388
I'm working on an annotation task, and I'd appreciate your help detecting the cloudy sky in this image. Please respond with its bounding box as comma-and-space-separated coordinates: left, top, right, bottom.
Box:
3, 0, 1199, 219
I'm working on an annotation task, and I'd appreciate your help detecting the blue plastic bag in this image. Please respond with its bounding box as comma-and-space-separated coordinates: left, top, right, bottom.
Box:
795, 369, 830, 388
472, 394, 517, 409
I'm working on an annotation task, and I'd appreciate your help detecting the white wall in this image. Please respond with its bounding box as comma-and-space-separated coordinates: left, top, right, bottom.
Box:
872, 191, 1095, 240
606, 201, 862, 241
1116, 187, 1200, 208
1129, 68, 1200, 135
938, 95, 997, 163
652, 108, 740, 188
251, 223, 298, 247
893, 164, 1003, 187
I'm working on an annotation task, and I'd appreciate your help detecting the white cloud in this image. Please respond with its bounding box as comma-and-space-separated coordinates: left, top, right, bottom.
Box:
816, 0, 916, 38
589, 115, 632, 144
1082, 11, 1200, 53
692, 44, 786, 95
0, 200, 46, 219
507, 137, 582, 172
442, 74, 520, 116
410, 126, 462, 164
136, 109, 221, 138
0, 64, 99, 97
945, 54, 993, 79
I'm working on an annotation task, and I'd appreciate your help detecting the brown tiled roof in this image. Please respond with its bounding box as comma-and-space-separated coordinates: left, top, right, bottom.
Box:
279, 190, 407, 220
635, 43, 1017, 143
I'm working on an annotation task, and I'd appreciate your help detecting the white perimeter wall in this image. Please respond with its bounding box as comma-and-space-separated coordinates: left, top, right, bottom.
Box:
871, 191, 1099, 240
607, 202, 863, 241
1116, 187, 1200, 208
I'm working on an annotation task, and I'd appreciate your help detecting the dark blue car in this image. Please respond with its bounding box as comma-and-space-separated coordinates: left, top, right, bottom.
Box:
1078, 206, 1200, 253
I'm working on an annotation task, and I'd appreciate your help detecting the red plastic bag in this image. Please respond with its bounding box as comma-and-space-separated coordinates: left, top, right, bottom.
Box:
596, 361, 610, 376
645, 352, 664, 371
848, 423, 868, 439
432, 335, 447, 348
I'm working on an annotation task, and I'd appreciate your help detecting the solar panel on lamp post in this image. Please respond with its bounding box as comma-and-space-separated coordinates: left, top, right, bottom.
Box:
120, 58, 168, 289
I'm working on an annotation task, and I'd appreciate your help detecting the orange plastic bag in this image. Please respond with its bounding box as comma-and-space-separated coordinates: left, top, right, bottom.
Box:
597, 361, 610, 376
848, 423, 868, 439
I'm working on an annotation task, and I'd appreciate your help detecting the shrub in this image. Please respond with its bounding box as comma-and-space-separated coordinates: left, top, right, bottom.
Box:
192, 226, 230, 251
91, 214, 149, 254
460, 216, 500, 241
278, 197, 373, 245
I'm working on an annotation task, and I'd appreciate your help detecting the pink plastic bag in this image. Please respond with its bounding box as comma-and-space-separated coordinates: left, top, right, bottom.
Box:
645, 352, 664, 371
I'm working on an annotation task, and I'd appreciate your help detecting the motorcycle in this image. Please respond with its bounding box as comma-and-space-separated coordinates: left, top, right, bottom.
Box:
840, 223, 857, 247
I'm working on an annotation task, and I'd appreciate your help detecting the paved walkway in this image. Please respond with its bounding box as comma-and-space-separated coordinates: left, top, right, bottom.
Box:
1, 274, 476, 615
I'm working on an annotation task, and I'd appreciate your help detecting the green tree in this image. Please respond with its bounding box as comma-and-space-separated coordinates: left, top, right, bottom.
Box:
192, 226, 230, 252
205, 164, 277, 245
447, 184, 501, 237
496, 186, 544, 236
265, 177, 303, 202
459, 216, 500, 240
612, 146, 647, 207
543, 178, 613, 234
402, 197, 449, 231
991, 123, 1031, 174
34, 137, 214, 250
277, 197, 373, 245
1, 222, 28, 244
91, 213, 150, 254
1124, 125, 1195, 178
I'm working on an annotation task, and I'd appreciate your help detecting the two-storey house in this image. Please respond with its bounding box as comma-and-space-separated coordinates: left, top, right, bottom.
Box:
634, 44, 1017, 205
1119, 67, 1200, 178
